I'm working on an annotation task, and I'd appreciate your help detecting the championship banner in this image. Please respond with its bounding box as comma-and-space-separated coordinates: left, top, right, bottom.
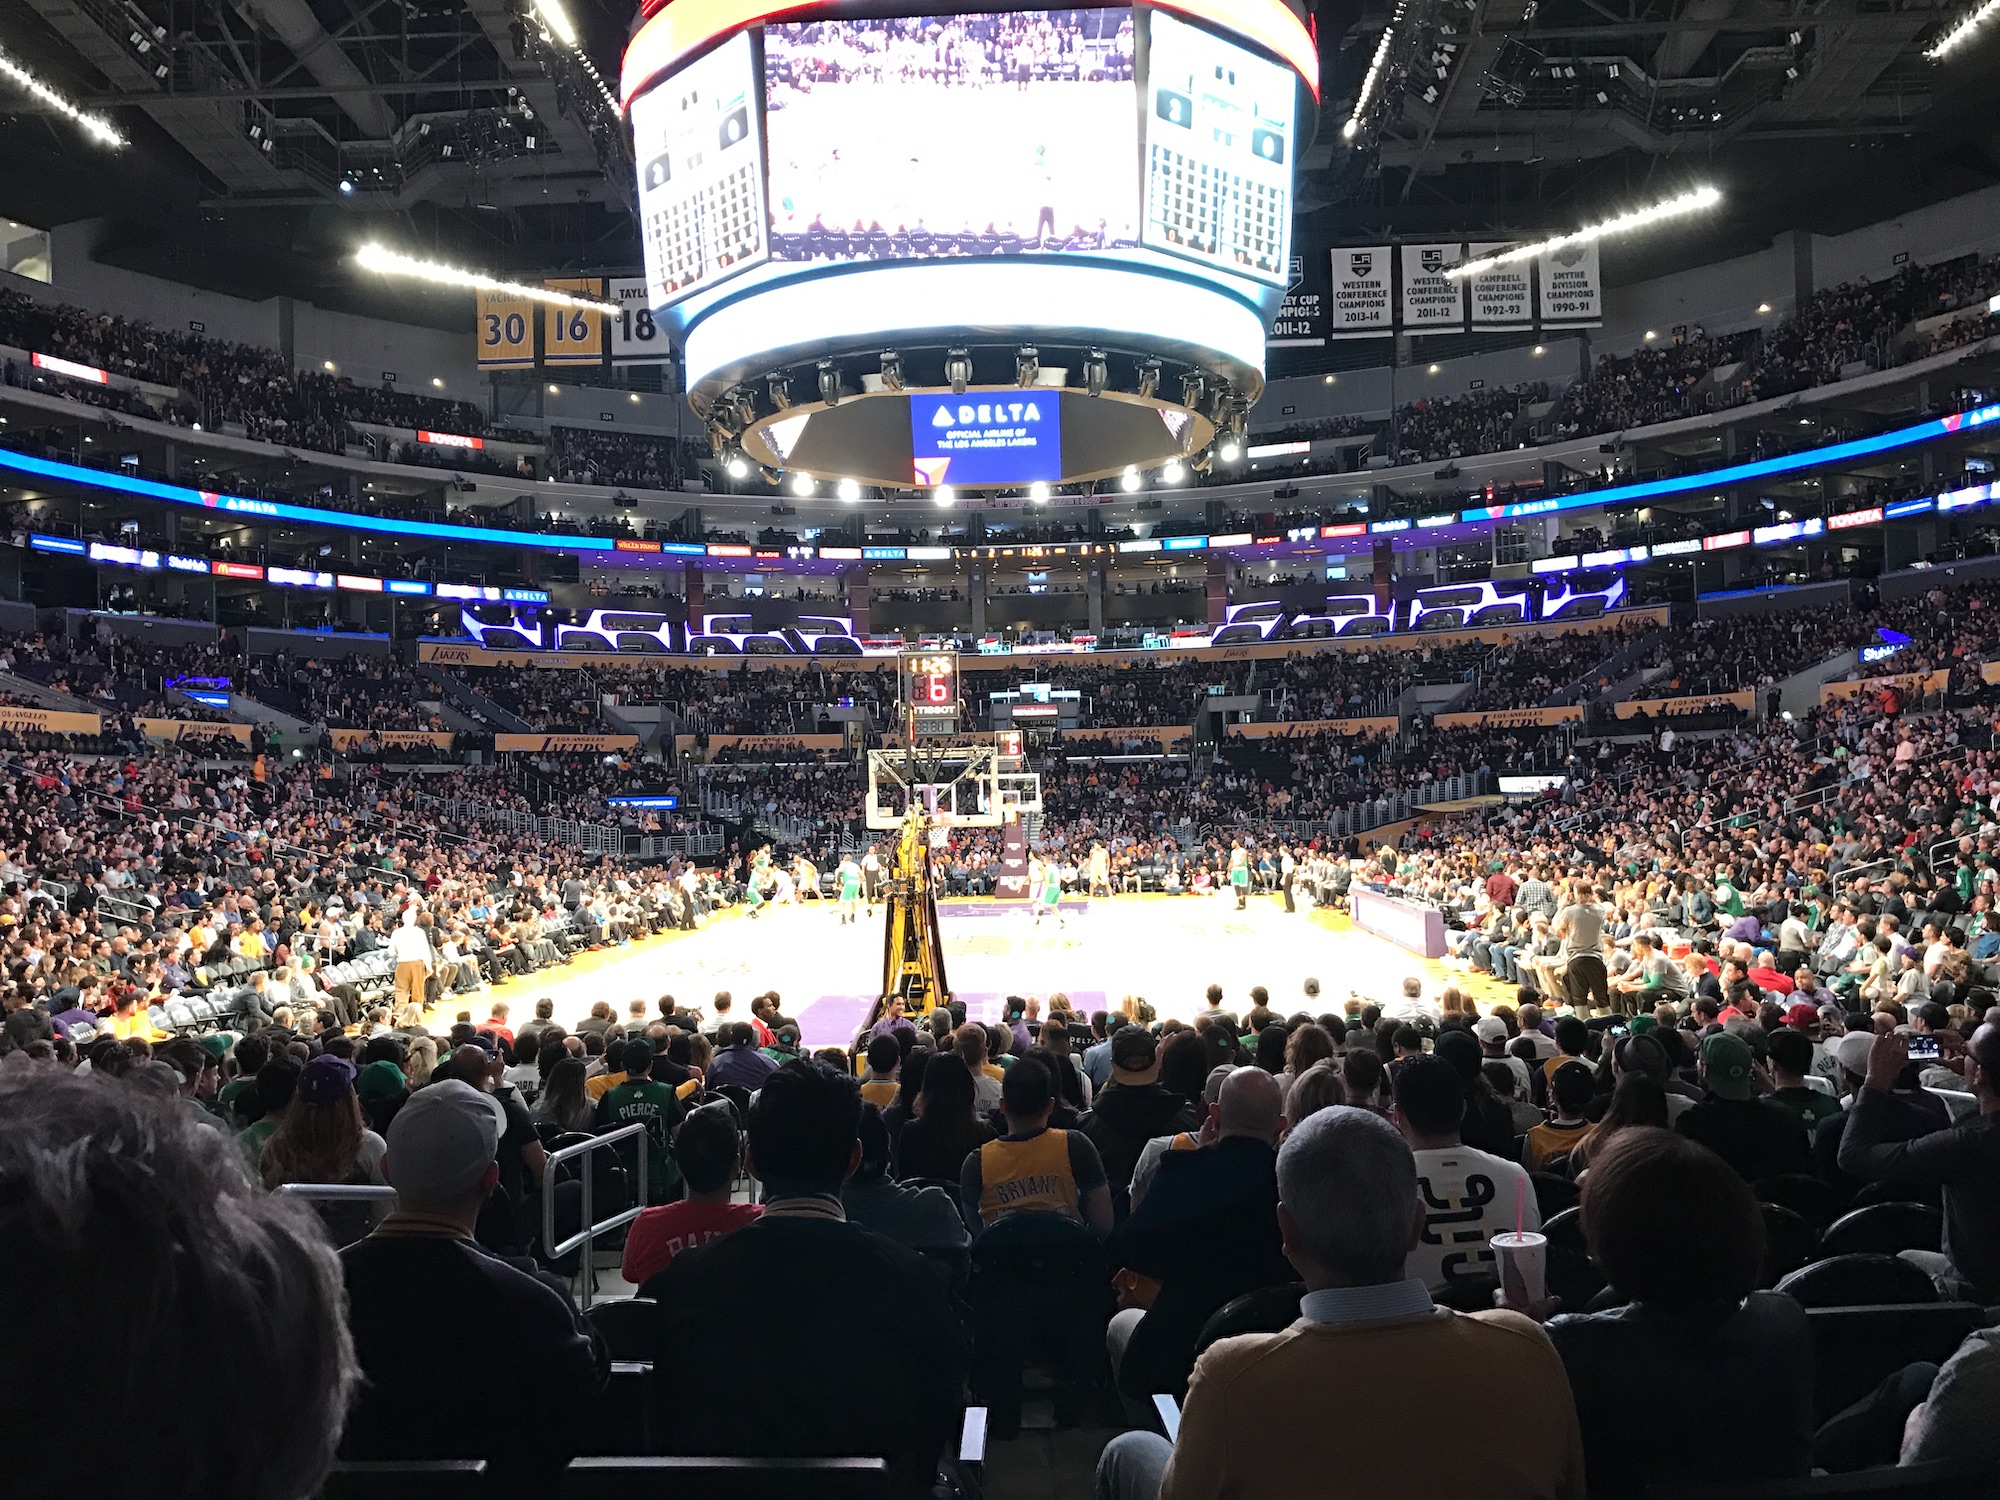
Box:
608, 277, 670, 364
1614, 690, 1755, 720
1433, 705, 1584, 730
0, 706, 102, 735
1329, 245, 1393, 338
995, 819, 1030, 901
475, 288, 536, 369
1269, 252, 1330, 348
543, 278, 606, 365
494, 733, 640, 752
329, 728, 457, 750
1538, 240, 1602, 327
1400, 243, 1466, 331
1819, 668, 1949, 705
137, 718, 253, 742
1227, 716, 1399, 739
1467, 242, 1532, 327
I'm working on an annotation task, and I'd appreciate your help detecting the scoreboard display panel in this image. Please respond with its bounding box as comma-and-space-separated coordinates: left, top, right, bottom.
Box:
907, 652, 960, 718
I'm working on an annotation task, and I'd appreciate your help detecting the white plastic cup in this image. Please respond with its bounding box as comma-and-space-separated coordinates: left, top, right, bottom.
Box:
1492, 1230, 1548, 1306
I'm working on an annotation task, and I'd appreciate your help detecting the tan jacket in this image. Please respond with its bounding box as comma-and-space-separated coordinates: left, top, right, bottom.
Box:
1161, 1308, 1586, 1500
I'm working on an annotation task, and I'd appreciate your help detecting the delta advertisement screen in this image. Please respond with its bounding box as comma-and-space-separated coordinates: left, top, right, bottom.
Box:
762, 10, 1139, 259
632, 30, 768, 307
911, 393, 1062, 486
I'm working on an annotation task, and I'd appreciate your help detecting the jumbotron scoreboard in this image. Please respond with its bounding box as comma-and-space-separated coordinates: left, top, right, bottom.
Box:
620, 0, 1319, 493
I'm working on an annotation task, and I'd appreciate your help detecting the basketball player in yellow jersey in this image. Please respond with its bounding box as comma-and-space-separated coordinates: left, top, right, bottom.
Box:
959, 1056, 1112, 1237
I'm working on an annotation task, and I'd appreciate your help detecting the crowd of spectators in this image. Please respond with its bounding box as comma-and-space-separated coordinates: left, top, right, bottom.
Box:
546, 426, 694, 490
1394, 381, 1548, 464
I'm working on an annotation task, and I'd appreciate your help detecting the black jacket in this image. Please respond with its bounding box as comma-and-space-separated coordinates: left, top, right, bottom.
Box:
1080, 1083, 1199, 1215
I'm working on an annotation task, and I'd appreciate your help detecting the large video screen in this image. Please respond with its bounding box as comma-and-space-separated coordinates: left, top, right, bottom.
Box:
762, 11, 1139, 261
632, 29, 768, 308
910, 393, 1063, 486
1142, 9, 1295, 286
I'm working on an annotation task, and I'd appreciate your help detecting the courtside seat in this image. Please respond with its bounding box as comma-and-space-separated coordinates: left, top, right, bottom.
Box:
563, 1456, 890, 1500
1759, 1203, 1820, 1287
1540, 1206, 1606, 1310
1191, 1282, 1304, 1358
1776, 1254, 1939, 1309
1756, 1174, 1843, 1231
1805, 1302, 1993, 1423
1819, 1203, 1944, 1259
318, 1460, 489, 1499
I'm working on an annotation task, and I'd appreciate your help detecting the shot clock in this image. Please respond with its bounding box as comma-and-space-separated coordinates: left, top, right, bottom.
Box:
901, 651, 961, 734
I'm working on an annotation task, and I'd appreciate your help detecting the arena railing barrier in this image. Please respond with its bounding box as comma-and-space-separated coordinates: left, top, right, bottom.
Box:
541, 1123, 650, 1310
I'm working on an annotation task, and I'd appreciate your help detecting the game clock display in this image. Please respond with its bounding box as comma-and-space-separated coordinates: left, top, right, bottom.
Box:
907, 653, 960, 717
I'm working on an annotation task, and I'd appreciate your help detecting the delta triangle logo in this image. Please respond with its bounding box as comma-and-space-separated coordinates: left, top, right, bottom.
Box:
930, 404, 956, 428
914, 457, 952, 486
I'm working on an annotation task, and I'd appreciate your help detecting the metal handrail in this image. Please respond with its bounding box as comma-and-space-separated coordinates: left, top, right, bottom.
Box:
276, 1183, 401, 1204
541, 1122, 651, 1309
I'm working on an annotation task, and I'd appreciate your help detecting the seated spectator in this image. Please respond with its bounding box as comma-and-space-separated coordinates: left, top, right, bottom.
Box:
1675, 1032, 1810, 1182
1396, 1054, 1537, 1296
647, 1061, 969, 1498
1523, 1060, 1598, 1171
860, 1032, 902, 1107
0, 1069, 358, 1500
1838, 1026, 2000, 1301
1105, 1066, 1291, 1400
841, 1103, 972, 1257
339, 1079, 609, 1497
960, 1055, 1112, 1235
1095, 1106, 1585, 1500
706, 1020, 780, 1090
626, 1101, 762, 1286
594, 1037, 685, 1202
1082, 1028, 1200, 1217
1527, 1127, 1813, 1497
894, 1051, 998, 1182
260, 1054, 388, 1189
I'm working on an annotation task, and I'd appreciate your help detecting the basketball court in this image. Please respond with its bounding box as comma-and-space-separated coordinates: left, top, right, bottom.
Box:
473, 890, 1512, 1048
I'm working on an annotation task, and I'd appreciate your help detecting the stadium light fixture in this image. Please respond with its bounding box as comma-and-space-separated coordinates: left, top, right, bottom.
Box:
934, 485, 956, 506
1015, 346, 1040, 387
1120, 470, 1143, 492
1137, 359, 1161, 400
1162, 459, 1186, 483
945, 348, 972, 395
531, 0, 577, 46
879, 351, 904, 392
1446, 186, 1722, 278
836, 477, 861, 502
1219, 440, 1243, 462
1343, 6, 1404, 141
768, 373, 794, 410
354, 244, 617, 313
790, 473, 815, 497
1028, 481, 1051, 502
0, 49, 127, 148
1927, 0, 2000, 57
1083, 349, 1108, 397
726, 454, 750, 479
817, 360, 842, 407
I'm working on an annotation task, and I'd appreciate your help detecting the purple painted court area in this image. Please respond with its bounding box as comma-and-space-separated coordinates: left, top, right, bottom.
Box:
796, 989, 1109, 1048
935, 900, 1091, 918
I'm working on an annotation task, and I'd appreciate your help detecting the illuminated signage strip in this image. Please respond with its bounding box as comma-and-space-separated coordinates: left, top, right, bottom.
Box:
1530, 555, 1579, 574
87, 541, 161, 569
0, 448, 621, 556
1162, 535, 1209, 551
387, 579, 435, 596
212, 561, 264, 579
1885, 497, 1935, 519
1208, 532, 1253, 548
166, 554, 211, 574
35, 531, 509, 599
268, 566, 336, 588
1650, 538, 1703, 557
337, 574, 384, 593
30, 533, 87, 555
1828, 507, 1884, 530
1581, 545, 1647, 566
1369, 518, 1411, 534
624, 0, 1318, 107
1458, 402, 2000, 522
1416, 513, 1456, 529
861, 546, 906, 560
1702, 530, 1749, 552
608, 794, 681, 808
1937, 480, 2000, 512
416, 430, 484, 450
1119, 539, 1163, 553
1248, 441, 1311, 458
1321, 523, 1368, 539
1752, 517, 1825, 546
31, 351, 108, 384
707, 543, 753, 557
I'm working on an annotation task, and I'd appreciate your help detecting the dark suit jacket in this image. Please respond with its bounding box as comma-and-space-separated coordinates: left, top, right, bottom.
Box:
1106, 1135, 1292, 1399
646, 1212, 969, 1498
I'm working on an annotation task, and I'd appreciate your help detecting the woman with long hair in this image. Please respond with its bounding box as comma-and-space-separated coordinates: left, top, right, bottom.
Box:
1279, 1022, 1336, 1112
1253, 1023, 1290, 1075
1038, 1019, 1091, 1108
1157, 1029, 1210, 1118
1564, 1072, 1669, 1177
531, 1056, 597, 1135
260, 1054, 386, 1189
892, 1051, 995, 1182
403, 1034, 439, 1087
881, 1045, 931, 1151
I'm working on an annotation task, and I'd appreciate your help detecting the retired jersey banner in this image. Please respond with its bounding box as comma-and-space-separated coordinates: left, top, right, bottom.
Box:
1329, 245, 1394, 338
1467, 242, 1533, 327
0, 706, 102, 735
543, 279, 606, 365
475, 288, 536, 369
608, 277, 671, 364
494, 733, 640, 752
1538, 240, 1602, 327
1400, 243, 1466, 331
1433, 705, 1583, 730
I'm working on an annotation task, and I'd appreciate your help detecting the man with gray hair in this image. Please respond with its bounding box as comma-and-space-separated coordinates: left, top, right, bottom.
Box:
338, 1079, 608, 1495
0, 1070, 357, 1500
1096, 1106, 1585, 1500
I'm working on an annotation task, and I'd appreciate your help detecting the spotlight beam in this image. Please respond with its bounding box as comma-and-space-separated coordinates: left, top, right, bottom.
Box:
1445, 186, 1722, 279
0, 48, 127, 148
354, 244, 617, 313
1926, 0, 2000, 56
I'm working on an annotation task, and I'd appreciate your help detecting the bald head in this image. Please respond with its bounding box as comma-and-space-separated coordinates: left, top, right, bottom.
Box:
1217, 1066, 1284, 1144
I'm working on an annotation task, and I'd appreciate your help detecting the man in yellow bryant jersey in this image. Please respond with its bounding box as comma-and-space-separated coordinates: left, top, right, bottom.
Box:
960, 1055, 1112, 1236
